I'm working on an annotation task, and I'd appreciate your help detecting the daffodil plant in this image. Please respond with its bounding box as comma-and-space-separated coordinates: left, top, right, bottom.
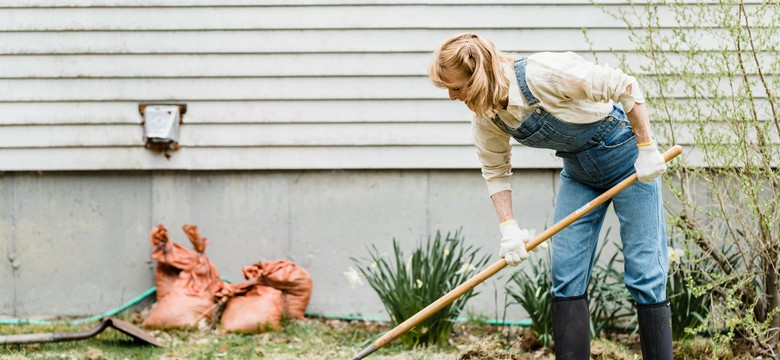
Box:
350, 229, 489, 348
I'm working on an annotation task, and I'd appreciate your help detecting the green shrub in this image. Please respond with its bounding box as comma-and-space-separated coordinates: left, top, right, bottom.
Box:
351, 229, 490, 348
600, 1, 780, 354
667, 243, 713, 340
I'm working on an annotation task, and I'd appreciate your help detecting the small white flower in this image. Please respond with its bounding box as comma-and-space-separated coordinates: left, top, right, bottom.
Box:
667, 247, 685, 264
456, 262, 476, 275
443, 248, 450, 257
344, 266, 364, 288
406, 255, 413, 270
416, 279, 423, 288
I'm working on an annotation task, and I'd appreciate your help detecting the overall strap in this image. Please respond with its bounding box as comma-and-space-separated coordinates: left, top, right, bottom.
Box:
514, 57, 539, 106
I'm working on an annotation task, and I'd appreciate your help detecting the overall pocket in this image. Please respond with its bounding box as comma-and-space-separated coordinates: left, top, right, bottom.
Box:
599, 117, 634, 149
581, 124, 638, 187
514, 122, 576, 151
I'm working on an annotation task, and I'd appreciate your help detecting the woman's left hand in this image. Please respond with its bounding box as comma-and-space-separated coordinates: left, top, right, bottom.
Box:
634, 141, 667, 183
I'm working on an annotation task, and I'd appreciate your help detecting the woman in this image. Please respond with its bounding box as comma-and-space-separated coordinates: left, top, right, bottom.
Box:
428, 33, 671, 359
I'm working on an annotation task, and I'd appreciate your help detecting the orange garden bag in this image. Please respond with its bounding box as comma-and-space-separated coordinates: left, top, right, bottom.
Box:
142, 224, 226, 329
220, 280, 284, 333
220, 260, 312, 333
248, 260, 313, 319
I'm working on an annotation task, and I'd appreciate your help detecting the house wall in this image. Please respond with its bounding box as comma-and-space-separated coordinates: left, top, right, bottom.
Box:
2, 169, 604, 319
0, 0, 699, 319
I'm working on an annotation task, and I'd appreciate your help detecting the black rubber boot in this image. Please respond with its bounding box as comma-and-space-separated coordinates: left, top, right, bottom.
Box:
552, 295, 590, 360
637, 299, 673, 360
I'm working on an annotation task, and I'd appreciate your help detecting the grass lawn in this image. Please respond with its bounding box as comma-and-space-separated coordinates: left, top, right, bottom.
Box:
0, 315, 739, 359
0, 315, 549, 360
1, 317, 454, 359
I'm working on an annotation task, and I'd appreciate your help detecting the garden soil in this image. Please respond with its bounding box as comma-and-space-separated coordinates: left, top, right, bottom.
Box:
457, 336, 638, 360
457, 337, 545, 360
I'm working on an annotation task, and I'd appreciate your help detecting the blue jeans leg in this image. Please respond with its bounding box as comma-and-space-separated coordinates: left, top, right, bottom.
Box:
551, 174, 668, 304
613, 177, 668, 304
551, 173, 609, 298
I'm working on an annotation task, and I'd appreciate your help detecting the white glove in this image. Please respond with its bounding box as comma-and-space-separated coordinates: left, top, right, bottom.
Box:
634, 140, 667, 184
499, 219, 532, 266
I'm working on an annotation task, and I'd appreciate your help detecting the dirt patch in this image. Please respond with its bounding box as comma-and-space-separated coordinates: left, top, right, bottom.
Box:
457, 336, 551, 360
0, 355, 29, 360
80, 348, 107, 360
457, 336, 641, 360
590, 339, 636, 360
673, 337, 734, 359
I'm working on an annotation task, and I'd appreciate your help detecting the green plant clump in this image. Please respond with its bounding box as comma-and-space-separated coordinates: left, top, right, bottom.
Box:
352, 229, 490, 348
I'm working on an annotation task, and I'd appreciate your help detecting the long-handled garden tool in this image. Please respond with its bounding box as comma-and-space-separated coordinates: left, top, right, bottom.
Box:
0, 317, 163, 347
352, 145, 683, 360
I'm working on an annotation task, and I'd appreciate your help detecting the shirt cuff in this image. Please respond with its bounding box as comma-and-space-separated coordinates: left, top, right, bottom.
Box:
486, 178, 512, 197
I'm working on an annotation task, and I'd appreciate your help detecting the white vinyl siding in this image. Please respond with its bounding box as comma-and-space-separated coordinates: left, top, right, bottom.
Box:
0, 1, 731, 171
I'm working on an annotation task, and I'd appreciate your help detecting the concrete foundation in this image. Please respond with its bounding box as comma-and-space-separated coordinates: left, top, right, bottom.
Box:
0, 170, 622, 320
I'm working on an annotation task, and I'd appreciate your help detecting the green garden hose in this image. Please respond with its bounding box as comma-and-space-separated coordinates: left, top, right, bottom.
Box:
0, 283, 531, 327
0, 287, 156, 326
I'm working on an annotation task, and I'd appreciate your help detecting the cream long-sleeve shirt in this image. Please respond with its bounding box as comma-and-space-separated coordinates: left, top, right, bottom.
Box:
474, 51, 646, 196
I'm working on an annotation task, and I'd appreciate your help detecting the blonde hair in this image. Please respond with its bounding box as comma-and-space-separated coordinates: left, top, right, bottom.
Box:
428, 33, 512, 118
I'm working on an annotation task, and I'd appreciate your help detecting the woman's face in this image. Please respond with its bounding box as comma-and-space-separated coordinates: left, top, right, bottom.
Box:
441, 68, 469, 102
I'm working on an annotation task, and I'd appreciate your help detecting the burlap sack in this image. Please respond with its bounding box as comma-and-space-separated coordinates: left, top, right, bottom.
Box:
142, 224, 224, 329
148, 225, 194, 300
245, 261, 313, 319
220, 282, 284, 333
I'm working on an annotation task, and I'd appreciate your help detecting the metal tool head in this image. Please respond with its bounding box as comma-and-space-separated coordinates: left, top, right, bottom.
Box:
104, 318, 163, 347
0, 317, 163, 347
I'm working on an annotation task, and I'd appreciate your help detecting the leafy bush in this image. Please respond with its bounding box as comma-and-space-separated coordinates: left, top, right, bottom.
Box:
666, 243, 713, 341
351, 229, 490, 348
599, 1, 780, 354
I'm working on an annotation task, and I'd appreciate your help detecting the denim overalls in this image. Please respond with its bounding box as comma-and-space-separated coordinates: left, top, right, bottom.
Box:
494, 58, 668, 304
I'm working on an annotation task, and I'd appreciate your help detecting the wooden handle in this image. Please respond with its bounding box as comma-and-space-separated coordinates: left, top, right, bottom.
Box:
352, 145, 683, 360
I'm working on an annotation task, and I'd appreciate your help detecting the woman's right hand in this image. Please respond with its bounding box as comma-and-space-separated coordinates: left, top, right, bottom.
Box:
498, 219, 531, 266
